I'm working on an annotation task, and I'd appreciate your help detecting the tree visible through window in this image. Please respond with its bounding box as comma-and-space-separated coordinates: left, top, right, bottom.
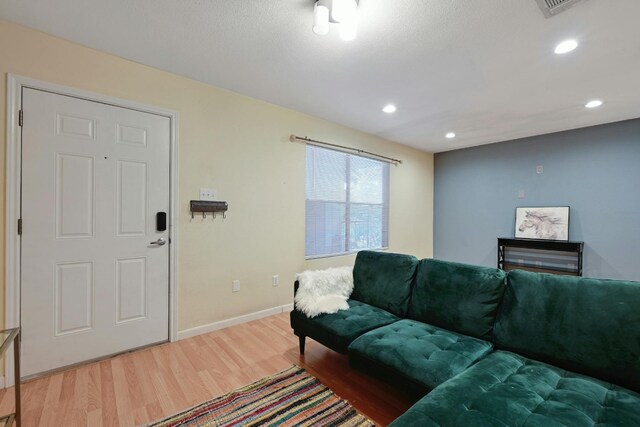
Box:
305, 145, 389, 258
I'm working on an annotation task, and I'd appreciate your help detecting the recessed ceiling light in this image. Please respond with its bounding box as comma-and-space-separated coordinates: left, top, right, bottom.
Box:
554, 39, 578, 54
445, 132, 456, 139
382, 104, 397, 114
585, 100, 603, 109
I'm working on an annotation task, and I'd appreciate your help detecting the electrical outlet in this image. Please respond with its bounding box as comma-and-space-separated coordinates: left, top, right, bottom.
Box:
536, 165, 544, 174
517, 190, 525, 199
200, 188, 217, 201
272, 275, 279, 287
232, 279, 240, 292
535, 261, 542, 267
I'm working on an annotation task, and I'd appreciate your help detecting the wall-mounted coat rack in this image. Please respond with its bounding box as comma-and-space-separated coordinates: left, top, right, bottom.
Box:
190, 200, 228, 219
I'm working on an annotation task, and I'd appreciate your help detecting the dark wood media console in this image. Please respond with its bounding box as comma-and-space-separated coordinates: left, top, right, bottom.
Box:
498, 238, 584, 276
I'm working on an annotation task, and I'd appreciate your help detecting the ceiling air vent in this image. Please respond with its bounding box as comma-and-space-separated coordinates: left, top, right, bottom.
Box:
535, 0, 587, 18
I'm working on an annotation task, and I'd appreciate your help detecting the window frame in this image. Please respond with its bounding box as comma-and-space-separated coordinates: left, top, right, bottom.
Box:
304, 145, 390, 259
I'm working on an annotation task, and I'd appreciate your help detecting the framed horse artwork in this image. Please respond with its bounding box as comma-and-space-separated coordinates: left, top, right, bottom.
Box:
515, 206, 569, 241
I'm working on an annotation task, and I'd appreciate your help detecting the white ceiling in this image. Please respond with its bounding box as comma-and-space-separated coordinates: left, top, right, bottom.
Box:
2, 0, 639, 152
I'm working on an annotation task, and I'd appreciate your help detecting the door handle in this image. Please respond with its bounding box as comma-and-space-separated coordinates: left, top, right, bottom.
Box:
150, 238, 166, 246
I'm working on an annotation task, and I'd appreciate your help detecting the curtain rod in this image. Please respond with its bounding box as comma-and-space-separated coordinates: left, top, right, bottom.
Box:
289, 134, 402, 165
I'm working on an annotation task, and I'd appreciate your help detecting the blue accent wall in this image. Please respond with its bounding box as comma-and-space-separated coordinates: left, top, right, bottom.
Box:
434, 118, 640, 280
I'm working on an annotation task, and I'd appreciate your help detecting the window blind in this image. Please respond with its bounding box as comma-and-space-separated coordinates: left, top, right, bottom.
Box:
305, 144, 389, 258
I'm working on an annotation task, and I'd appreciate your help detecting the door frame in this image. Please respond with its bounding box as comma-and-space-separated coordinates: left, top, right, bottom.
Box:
4, 74, 180, 387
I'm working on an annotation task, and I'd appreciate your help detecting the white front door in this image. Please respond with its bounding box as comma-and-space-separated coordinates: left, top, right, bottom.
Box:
20, 88, 170, 377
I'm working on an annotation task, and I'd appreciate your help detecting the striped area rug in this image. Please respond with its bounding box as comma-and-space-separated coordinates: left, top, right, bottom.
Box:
147, 366, 375, 427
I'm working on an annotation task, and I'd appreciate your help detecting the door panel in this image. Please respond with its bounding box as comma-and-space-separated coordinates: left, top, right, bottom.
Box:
56, 113, 96, 139
21, 88, 170, 377
54, 261, 94, 336
116, 257, 148, 324
116, 160, 148, 236
117, 124, 147, 146
56, 153, 95, 238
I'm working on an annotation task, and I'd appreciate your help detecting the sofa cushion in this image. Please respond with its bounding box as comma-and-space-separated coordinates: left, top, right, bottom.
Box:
494, 270, 640, 393
408, 259, 506, 340
389, 351, 640, 427
349, 319, 493, 393
290, 299, 399, 354
351, 250, 419, 317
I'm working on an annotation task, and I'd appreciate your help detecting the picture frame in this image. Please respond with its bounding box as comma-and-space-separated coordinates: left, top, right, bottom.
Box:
514, 206, 569, 241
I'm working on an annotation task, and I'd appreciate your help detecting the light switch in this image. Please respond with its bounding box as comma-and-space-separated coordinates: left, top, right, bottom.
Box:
200, 188, 217, 201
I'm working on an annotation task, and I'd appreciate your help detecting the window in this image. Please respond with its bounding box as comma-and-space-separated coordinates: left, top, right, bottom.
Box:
305, 144, 389, 258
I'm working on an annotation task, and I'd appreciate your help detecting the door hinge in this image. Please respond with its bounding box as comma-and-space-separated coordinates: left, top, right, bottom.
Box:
18, 110, 23, 127
17, 219, 22, 235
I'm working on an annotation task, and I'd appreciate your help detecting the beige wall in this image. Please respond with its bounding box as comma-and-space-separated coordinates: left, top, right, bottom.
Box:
0, 19, 433, 332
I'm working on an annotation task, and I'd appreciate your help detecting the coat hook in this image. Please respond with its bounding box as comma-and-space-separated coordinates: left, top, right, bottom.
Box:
189, 200, 228, 222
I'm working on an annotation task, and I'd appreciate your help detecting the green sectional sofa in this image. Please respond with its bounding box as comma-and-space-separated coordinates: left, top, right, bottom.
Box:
290, 251, 640, 426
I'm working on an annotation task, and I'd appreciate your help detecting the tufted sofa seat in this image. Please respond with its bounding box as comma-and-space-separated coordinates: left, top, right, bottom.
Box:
289, 299, 399, 354
349, 319, 493, 393
389, 351, 640, 427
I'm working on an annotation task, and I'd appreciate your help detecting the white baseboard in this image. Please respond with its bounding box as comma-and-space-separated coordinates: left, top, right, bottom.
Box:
177, 303, 295, 341
282, 303, 294, 312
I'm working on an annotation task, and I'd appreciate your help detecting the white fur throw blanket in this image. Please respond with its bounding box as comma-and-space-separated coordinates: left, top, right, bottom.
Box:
295, 266, 354, 318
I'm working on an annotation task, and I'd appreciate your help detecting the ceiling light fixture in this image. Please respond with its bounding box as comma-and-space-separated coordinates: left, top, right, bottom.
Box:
313, 0, 359, 41
312, 2, 330, 36
554, 39, 578, 54
446, 132, 456, 139
382, 104, 397, 114
585, 100, 603, 109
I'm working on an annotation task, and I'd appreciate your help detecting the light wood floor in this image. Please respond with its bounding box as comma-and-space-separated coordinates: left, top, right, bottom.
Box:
0, 312, 417, 426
